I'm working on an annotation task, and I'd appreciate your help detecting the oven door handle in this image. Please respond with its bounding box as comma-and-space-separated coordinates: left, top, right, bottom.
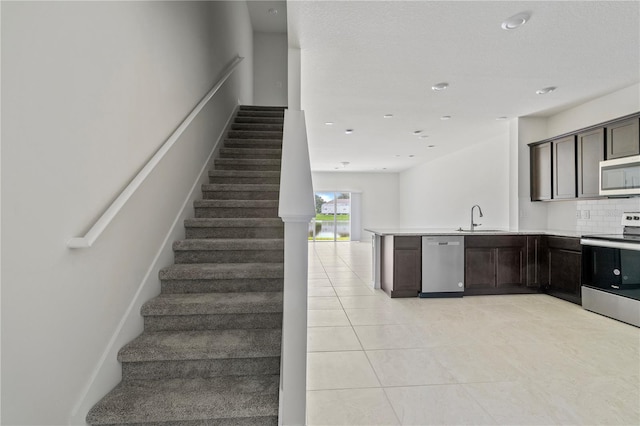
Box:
580, 238, 640, 251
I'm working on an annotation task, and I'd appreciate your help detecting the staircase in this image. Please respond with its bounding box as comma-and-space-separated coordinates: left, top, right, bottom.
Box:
87, 105, 286, 425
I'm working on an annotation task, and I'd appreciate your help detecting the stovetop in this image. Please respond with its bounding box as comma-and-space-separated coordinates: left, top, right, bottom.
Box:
582, 233, 640, 243
582, 212, 640, 243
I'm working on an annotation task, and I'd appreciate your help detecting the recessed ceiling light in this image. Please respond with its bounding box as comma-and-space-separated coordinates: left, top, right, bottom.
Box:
419, 135, 429, 139
382, 168, 387, 170
413, 130, 423, 135
345, 129, 354, 134
340, 161, 350, 168
428, 145, 436, 148
501, 12, 530, 30
383, 114, 393, 118
440, 115, 452, 120
325, 121, 334, 126
496, 116, 508, 121
268, 8, 278, 14
432, 82, 449, 91
409, 154, 415, 158
536, 86, 557, 95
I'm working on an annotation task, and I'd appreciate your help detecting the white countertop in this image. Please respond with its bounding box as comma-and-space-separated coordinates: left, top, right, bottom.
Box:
364, 228, 584, 238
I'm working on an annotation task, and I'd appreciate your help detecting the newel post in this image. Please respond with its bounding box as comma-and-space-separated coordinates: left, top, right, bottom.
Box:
278, 109, 315, 425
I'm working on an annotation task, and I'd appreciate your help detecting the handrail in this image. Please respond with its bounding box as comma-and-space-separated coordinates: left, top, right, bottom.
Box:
67, 56, 244, 248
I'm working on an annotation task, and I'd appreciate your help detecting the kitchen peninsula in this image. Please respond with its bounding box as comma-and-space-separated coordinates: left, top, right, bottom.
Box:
366, 228, 583, 304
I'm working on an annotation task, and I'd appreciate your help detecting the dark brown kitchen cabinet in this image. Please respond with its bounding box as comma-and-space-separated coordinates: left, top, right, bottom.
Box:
526, 235, 544, 288
530, 142, 552, 201
544, 236, 582, 304
606, 117, 640, 159
464, 236, 532, 295
577, 128, 605, 198
553, 135, 577, 199
380, 235, 421, 298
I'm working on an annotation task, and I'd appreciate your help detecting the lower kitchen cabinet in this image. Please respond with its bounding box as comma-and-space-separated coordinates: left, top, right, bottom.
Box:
544, 236, 582, 304
526, 235, 545, 288
464, 236, 533, 295
380, 235, 421, 298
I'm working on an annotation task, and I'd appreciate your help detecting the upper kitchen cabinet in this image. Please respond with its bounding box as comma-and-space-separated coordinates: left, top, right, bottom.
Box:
529, 112, 640, 201
553, 135, 577, 199
530, 142, 552, 201
606, 117, 640, 159
577, 128, 605, 198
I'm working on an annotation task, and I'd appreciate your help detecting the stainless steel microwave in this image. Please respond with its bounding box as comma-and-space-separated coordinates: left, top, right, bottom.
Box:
599, 155, 640, 196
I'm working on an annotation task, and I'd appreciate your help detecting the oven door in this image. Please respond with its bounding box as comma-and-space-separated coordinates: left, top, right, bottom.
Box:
581, 242, 640, 292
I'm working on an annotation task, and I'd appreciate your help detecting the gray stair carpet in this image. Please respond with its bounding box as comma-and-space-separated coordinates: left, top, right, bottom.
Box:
87, 105, 286, 425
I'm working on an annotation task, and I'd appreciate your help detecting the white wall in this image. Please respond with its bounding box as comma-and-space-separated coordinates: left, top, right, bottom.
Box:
547, 83, 640, 136
399, 136, 510, 230
311, 172, 399, 241
254, 32, 288, 106
1, 2, 253, 424
516, 117, 549, 230
516, 83, 640, 232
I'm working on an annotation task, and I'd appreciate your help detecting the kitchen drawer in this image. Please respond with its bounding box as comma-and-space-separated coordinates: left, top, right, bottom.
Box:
394, 236, 421, 249
546, 236, 581, 251
465, 235, 527, 248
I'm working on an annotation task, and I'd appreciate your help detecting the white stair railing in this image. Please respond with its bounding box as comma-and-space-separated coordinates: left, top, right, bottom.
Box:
278, 109, 315, 425
67, 56, 244, 248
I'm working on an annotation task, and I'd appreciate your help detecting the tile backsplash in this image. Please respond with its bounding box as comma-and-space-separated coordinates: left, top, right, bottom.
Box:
576, 198, 640, 234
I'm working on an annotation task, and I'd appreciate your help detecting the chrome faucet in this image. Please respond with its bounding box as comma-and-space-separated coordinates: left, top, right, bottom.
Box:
470, 205, 483, 231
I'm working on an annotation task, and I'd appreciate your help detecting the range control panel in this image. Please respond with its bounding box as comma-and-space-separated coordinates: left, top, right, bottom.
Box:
622, 212, 640, 227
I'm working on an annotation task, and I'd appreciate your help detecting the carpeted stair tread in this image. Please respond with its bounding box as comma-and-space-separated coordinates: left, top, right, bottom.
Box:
202, 184, 280, 192
227, 130, 283, 139
220, 147, 282, 158
231, 123, 284, 132
209, 170, 281, 178
193, 200, 279, 219
193, 199, 278, 208
142, 292, 283, 317
239, 105, 286, 111
160, 263, 284, 280
236, 110, 284, 119
208, 170, 281, 184
234, 117, 284, 125
185, 218, 283, 228
85, 375, 279, 425
213, 162, 281, 173
223, 139, 282, 148
173, 239, 283, 251
118, 329, 282, 362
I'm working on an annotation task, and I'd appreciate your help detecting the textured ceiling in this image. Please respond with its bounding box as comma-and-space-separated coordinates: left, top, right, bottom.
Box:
287, 1, 640, 172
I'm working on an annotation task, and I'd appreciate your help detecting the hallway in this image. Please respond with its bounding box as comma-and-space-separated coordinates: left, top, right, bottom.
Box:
306, 242, 640, 425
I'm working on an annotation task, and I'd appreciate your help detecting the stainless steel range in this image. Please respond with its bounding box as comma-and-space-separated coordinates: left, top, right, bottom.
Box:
581, 213, 640, 327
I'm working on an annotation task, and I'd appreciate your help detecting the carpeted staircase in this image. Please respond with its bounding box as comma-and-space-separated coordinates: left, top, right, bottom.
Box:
87, 105, 286, 425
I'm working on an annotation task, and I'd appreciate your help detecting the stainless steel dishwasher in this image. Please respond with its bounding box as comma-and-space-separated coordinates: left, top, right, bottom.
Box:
420, 235, 464, 298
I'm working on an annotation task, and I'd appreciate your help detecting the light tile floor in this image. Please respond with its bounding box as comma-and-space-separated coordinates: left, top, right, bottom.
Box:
306, 241, 640, 426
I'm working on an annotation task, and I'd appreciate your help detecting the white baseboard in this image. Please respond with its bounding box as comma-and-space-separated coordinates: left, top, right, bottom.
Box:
68, 106, 238, 425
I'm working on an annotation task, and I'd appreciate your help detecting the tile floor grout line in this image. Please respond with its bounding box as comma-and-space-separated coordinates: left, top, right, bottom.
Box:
307, 242, 640, 425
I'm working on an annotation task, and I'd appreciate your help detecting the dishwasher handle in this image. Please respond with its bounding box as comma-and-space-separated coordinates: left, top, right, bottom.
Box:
425, 241, 461, 246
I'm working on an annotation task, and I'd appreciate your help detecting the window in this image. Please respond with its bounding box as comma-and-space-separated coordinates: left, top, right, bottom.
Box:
309, 192, 351, 242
